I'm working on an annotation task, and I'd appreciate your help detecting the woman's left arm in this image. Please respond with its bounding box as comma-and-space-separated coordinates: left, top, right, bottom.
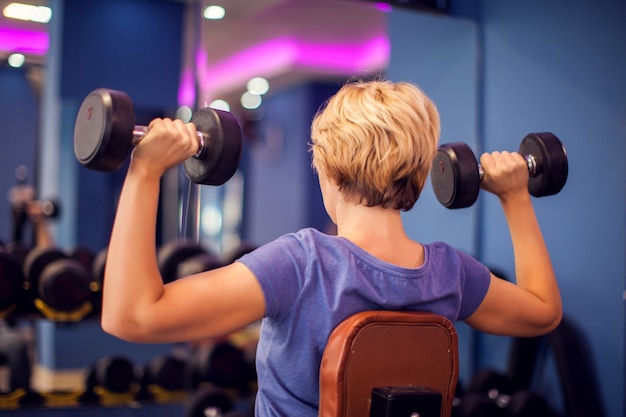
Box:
100, 118, 265, 343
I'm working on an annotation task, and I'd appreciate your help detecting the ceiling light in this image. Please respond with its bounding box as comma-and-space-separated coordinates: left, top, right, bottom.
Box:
241, 92, 262, 110
3, 3, 52, 23
247, 77, 270, 95
7, 53, 25, 68
175, 105, 193, 123
0, 28, 49, 55
209, 99, 230, 112
201, 205, 222, 237
203, 5, 225, 20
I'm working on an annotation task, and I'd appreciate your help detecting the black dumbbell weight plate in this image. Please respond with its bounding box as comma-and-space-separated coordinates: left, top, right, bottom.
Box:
506, 390, 552, 417
458, 391, 507, 417
74, 89, 136, 172
69, 246, 95, 279
91, 247, 108, 290
185, 386, 234, 417
200, 341, 256, 391
5, 242, 29, 267
519, 132, 568, 197
157, 240, 209, 283
177, 253, 223, 277
23, 246, 67, 291
183, 107, 243, 186
145, 355, 188, 392
93, 356, 136, 394
468, 369, 515, 398
41, 199, 61, 219
221, 241, 259, 265
0, 251, 25, 313
39, 260, 92, 312
431, 142, 481, 209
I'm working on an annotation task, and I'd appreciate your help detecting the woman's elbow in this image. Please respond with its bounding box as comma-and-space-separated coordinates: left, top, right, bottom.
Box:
101, 313, 128, 340
545, 308, 563, 333
101, 310, 146, 343
529, 307, 563, 337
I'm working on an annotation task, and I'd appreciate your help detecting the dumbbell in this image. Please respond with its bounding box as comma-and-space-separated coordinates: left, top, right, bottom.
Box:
73, 88, 243, 186
460, 369, 515, 416
22, 246, 93, 321
68, 246, 96, 279
505, 390, 554, 417
459, 369, 555, 417
138, 354, 191, 403
0, 249, 25, 317
431, 132, 568, 209
41, 199, 61, 218
185, 386, 238, 417
221, 241, 259, 266
157, 240, 221, 283
192, 341, 257, 397
176, 253, 223, 279
8, 168, 60, 217
8, 175, 61, 245
90, 241, 219, 289
82, 356, 138, 406
68, 246, 103, 315
88, 247, 108, 313
12, 198, 60, 219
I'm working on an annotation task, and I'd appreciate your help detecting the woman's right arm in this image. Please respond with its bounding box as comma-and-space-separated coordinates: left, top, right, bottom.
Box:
464, 151, 562, 337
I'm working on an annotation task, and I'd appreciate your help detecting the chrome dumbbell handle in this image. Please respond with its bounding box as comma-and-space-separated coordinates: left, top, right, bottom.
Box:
131, 126, 207, 158
477, 153, 538, 180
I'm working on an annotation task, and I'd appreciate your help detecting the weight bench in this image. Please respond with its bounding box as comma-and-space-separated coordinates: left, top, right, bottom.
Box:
319, 311, 458, 417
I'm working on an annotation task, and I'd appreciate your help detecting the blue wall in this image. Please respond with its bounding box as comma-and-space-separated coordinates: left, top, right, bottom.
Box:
478, 4, 625, 417
246, 82, 342, 245
383, 2, 624, 417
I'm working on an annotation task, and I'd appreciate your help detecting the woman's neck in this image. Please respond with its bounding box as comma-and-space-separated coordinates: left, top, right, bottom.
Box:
335, 203, 424, 268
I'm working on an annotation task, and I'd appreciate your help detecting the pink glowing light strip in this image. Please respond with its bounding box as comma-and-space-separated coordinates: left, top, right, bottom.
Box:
200, 37, 301, 96
196, 35, 390, 101
0, 27, 390, 108
374, 2, 393, 12
296, 35, 390, 72
0, 28, 49, 55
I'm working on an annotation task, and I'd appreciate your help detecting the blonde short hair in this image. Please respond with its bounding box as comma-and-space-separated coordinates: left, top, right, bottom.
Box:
310, 79, 440, 211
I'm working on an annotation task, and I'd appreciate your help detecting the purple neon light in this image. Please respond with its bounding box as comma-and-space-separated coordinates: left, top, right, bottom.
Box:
0, 28, 48, 55
374, 2, 393, 12
2, 27, 389, 107
296, 35, 390, 72
198, 35, 390, 99
200, 37, 298, 95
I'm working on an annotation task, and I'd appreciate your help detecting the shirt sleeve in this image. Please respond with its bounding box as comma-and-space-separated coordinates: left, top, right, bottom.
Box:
237, 233, 307, 319
455, 249, 491, 320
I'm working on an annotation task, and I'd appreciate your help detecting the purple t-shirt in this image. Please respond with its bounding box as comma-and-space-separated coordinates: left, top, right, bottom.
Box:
238, 227, 490, 417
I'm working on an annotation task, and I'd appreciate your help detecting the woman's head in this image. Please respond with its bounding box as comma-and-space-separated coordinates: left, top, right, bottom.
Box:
310, 79, 440, 211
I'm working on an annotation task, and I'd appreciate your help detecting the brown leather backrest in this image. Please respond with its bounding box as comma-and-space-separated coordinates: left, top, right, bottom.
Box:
318, 311, 458, 417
